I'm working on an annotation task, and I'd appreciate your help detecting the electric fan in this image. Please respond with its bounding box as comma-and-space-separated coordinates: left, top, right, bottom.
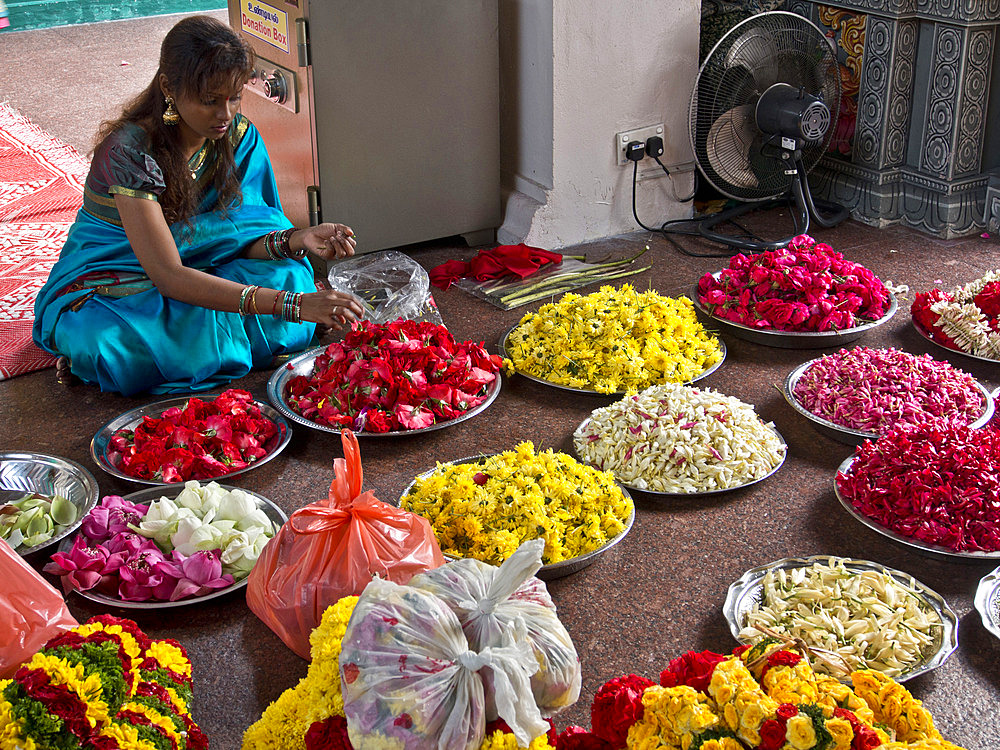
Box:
688, 11, 846, 251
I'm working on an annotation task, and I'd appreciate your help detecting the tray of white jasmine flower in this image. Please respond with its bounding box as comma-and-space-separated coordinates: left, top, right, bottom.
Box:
398, 441, 634, 579
501, 284, 725, 395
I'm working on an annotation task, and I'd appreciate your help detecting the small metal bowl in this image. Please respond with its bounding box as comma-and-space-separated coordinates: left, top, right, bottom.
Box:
913, 318, 1000, 367
398, 455, 635, 580
0, 452, 99, 556
783, 357, 995, 446
724, 554, 959, 682
975, 565, 1000, 641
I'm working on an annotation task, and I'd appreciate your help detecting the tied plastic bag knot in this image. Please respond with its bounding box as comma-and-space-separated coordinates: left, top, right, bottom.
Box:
457, 649, 489, 672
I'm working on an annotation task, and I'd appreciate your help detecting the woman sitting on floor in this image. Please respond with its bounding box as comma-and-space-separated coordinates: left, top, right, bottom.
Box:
32, 15, 363, 396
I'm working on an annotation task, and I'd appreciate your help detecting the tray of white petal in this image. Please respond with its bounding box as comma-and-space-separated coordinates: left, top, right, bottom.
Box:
572, 383, 786, 496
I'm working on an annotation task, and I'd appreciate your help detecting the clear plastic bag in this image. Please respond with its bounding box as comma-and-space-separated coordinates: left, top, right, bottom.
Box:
328, 250, 443, 325
340, 576, 549, 750
0, 538, 78, 678
408, 539, 581, 715
246, 430, 445, 658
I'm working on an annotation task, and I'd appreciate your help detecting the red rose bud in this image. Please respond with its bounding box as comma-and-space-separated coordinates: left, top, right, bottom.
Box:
473, 472, 489, 485
776, 703, 798, 722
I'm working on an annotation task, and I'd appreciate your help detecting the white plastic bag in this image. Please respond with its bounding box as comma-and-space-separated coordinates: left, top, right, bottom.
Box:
339, 577, 549, 750
408, 539, 582, 715
328, 250, 443, 325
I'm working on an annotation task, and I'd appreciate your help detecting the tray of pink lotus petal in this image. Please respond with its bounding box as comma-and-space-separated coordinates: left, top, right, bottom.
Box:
51, 484, 286, 609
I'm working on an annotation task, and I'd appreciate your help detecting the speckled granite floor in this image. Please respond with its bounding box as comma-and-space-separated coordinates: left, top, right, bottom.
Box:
3, 14, 1000, 750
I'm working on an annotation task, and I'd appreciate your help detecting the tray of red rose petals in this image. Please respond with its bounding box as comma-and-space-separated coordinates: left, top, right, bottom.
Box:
975, 565, 1000, 641
912, 317, 1000, 366
268, 320, 503, 436
783, 350, 994, 446
90, 389, 291, 485
835, 439, 1000, 561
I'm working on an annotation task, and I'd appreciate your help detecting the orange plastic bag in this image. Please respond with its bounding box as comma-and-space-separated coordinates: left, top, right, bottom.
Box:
1, 539, 78, 678
246, 429, 445, 658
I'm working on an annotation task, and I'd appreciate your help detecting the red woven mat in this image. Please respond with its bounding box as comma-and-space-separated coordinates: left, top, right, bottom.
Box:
0, 103, 88, 380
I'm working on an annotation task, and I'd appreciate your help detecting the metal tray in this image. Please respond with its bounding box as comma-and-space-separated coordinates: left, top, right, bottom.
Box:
499, 326, 725, 396
90, 394, 292, 486
572, 416, 786, 497
692, 273, 897, 349
835, 456, 1000, 561
59, 483, 286, 609
0, 452, 100, 556
398, 455, 635, 580
783, 357, 994, 447
267, 346, 502, 436
723, 554, 959, 682
975, 565, 1000, 641
912, 317, 1000, 366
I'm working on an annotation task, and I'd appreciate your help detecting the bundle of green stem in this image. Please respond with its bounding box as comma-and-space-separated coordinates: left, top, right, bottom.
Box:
460, 245, 651, 309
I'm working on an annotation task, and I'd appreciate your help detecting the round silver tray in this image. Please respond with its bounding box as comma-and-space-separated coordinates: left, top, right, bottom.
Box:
572, 416, 786, 497
912, 317, 1000, 366
783, 357, 994, 447
58, 483, 286, 609
0, 452, 100, 556
267, 346, 502, 437
974, 565, 1000, 641
90, 394, 292, 486
499, 326, 726, 396
835, 455, 1000, 561
723, 554, 959, 682
693, 273, 897, 349
398, 455, 635, 580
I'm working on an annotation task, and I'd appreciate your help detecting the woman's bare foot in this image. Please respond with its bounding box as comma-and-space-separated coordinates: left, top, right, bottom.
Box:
55, 356, 80, 386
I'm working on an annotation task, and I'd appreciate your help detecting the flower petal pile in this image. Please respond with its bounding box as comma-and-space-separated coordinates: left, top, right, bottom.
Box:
573, 384, 785, 493
0, 615, 207, 750
911, 270, 1000, 359
792, 347, 986, 434
284, 319, 502, 432
401, 442, 633, 566
45, 482, 275, 602
836, 422, 1000, 553
697, 234, 890, 332
504, 284, 723, 394
109, 388, 279, 483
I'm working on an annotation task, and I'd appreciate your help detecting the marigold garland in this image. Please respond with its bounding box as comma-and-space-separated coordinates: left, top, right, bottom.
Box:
504, 284, 723, 394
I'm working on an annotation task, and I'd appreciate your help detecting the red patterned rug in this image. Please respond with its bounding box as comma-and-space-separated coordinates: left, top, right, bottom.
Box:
0, 103, 88, 380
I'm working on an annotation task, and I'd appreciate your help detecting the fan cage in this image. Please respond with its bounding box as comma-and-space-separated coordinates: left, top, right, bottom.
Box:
689, 11, 841, 202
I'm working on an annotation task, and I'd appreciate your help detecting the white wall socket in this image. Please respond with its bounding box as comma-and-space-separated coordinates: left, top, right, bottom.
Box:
615, 123, 664, 166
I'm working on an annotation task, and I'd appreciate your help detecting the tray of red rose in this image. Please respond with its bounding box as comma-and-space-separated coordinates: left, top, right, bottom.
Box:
90, 389, 291, 485
48, 482, 286, 609
267, 319, 504, 436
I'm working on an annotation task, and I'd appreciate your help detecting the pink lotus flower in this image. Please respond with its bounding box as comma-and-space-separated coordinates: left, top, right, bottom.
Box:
44, 536, 117, 592
80, 495, 149, 541
118, 546, 180, 601
162, 549, 234, 601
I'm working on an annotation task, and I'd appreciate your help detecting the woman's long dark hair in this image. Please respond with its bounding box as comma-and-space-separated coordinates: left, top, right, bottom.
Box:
95, 16, 255, 225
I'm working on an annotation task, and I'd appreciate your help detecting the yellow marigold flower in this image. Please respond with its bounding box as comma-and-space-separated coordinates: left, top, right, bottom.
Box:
476, 728, 555, 749
242, 683, 311, 750
826, 717, 854, 750
23, 653, 110, 731
0, 690, 32, 750
122, 701, 183, 746
402, 442, 633, 566
92, 722, 158, 750
74, 622, 143, 663
786, 714, 818, 749
505, 285, 723, 394
144, 640, 192, 679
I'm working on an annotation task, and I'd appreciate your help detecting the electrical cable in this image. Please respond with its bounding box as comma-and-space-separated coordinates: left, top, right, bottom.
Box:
652, 155, 696, 203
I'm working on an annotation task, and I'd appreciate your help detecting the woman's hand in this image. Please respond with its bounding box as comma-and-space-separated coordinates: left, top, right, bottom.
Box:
298, 289, 365, 329
294, 223, 357, 260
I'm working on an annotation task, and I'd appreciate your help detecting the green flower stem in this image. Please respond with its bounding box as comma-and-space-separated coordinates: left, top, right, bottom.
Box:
505, 265, 651, 307
499, 256, 649, 304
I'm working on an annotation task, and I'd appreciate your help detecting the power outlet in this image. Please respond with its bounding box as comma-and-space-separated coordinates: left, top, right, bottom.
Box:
615, 123, 664, 166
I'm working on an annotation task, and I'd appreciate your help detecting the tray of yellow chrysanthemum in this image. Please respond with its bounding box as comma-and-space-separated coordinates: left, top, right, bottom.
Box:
397, 442, 635, 579
500, 285, 725, 395
725, 556, 958, 683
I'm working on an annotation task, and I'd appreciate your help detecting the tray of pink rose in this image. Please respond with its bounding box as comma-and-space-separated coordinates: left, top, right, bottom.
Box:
693, 234, 897, 348
268, 318, 503, 436
46, 481, 285, 609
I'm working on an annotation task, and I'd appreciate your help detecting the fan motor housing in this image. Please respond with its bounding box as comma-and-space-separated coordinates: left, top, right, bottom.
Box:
756, 82, 830, 143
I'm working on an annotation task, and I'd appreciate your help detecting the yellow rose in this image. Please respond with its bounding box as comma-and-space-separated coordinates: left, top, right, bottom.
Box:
741, 701, 766, 729
715, 684, 735, 704
723, 703, 739, 730
786, 715, 818, 750
826, 717, 854, 750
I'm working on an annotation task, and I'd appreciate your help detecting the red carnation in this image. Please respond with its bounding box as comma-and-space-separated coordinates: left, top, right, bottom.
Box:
305, 715, 353, 750
590, 674, 654, 747
556, 725, 614, 750
665, 650, 727, 693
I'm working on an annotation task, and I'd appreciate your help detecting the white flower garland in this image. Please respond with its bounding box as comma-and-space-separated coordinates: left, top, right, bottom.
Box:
927, 270, 1000, 358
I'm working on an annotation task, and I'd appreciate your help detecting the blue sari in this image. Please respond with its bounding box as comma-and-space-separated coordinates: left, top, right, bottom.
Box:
32, 116, 315, 396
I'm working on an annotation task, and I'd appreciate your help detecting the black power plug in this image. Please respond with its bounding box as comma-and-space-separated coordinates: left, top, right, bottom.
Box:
645, 135, 664, 159
625, 140, 645, 162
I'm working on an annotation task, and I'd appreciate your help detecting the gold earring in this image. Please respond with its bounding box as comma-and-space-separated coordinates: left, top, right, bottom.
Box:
163, 96, 180, 126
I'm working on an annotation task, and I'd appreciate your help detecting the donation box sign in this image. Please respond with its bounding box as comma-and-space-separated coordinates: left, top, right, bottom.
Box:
240, 0, 290, 54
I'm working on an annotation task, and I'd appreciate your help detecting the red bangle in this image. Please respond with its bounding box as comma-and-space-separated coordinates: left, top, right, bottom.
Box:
271, 290, 285, 317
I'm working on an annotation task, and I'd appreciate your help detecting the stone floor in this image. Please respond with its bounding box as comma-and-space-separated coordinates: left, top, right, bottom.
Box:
3, 13, 1000, 750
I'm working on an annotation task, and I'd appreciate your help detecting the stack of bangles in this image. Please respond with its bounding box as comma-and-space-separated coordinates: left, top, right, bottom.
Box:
263, 227, 305, 260
239, 285, 303, 324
